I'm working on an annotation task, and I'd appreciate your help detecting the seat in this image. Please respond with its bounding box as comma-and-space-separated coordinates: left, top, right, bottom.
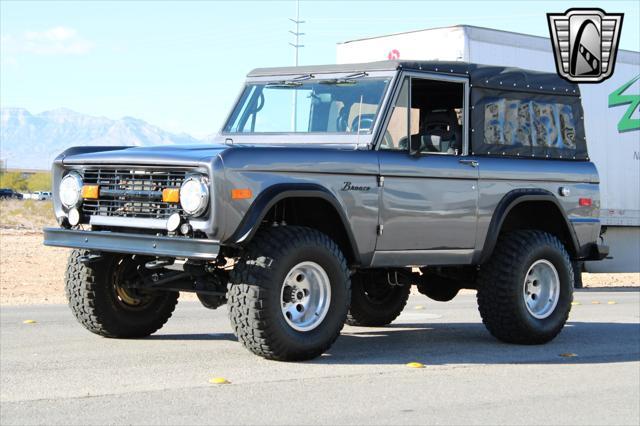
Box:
420, 109, 462, 153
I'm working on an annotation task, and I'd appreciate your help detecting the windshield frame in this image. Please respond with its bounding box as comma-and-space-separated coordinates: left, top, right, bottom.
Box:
220, 70, 398, 143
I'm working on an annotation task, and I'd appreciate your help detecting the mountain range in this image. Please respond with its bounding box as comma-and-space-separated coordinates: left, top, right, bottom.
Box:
0, 108, 207, 170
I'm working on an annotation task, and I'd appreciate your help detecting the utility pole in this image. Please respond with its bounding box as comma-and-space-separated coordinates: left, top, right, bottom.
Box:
288, 0, 304, 130
289, 0, 304, 66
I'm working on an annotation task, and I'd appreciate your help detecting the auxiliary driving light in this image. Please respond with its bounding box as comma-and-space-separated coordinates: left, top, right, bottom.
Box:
68, 208, 81, 226
179, 223, 192, 235
166, 213, 182, 232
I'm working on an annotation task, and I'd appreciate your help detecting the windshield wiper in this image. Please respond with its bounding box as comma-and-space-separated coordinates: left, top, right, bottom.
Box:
318, 71, 369, 85
344, 71, 368, 79
292, 73, 315, 81
266, 81, 303, 88
266, 73, 315, 88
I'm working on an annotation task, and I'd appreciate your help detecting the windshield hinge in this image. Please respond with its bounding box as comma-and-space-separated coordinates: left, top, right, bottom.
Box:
377, 224, 384, 236
377, 176, 385, 187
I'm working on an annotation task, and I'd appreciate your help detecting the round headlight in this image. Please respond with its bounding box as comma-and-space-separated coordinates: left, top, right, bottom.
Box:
59, 172, 83, 208
179, 175, 209, 216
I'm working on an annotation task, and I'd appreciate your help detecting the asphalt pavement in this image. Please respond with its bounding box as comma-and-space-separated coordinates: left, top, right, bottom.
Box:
1, 289, 639, 425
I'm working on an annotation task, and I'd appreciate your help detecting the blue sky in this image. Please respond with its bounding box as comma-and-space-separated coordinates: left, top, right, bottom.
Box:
1, 0, 638, 137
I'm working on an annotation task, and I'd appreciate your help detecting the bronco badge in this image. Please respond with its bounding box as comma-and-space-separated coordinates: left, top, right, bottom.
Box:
342, 182, 371, 192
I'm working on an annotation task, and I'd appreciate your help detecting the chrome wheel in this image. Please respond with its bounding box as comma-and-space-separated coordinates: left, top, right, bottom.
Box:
280, 261, 331, 332
523, 259, 560, 319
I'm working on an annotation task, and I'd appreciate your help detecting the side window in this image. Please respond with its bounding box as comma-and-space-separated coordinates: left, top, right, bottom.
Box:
380, 78, 410, 150
482, 99, 577, 150
411, 78, 465, 155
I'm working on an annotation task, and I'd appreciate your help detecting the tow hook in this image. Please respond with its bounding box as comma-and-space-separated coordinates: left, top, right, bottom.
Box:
79, 253, 103, 265
145, 258, 175, 270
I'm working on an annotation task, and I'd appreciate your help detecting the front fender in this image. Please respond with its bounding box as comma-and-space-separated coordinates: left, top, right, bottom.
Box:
225, 183, 361, 264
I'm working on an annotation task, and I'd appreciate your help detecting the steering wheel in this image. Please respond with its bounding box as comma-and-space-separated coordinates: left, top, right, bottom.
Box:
351, 116, 374, 133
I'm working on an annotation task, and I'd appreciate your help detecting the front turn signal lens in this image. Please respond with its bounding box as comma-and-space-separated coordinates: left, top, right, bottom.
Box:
162, 188, 180, 203
231, 188, 252, 200
81, 185, 99, 199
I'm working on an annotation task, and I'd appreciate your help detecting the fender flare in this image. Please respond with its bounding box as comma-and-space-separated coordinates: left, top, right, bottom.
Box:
226, 183, 361, 263
478, 188, 581, 264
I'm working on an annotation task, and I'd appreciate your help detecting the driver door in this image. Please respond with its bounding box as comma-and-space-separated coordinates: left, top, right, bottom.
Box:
375, 75, 479, 262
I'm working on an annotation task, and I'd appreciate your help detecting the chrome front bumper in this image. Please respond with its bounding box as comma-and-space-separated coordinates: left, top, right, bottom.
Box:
43, 228, 219, 259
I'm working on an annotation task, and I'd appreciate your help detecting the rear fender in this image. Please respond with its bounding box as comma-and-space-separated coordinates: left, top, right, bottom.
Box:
478, 189, 581, 263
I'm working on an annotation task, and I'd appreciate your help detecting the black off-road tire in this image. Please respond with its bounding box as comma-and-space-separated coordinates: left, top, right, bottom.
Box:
476, 230, 573, 345
346, 273, 410, 326
65, 250, 179, 338
227, 226, 351, 361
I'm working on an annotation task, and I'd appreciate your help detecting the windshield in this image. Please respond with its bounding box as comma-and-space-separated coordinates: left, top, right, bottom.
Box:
223, 77, 390, 134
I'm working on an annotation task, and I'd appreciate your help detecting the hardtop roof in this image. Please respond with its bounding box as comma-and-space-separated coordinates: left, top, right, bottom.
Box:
247, 60, 580, 96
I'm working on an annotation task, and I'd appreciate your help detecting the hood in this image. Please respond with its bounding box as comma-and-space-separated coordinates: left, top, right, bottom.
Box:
60, 144, 229, 167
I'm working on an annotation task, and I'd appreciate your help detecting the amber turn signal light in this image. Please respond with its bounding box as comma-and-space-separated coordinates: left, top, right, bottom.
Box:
162, 188, 180, 203
231, 188, 252, 200
81, 185, 99, 199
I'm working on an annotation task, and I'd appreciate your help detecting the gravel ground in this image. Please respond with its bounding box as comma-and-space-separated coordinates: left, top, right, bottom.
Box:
0, 229, 638, 305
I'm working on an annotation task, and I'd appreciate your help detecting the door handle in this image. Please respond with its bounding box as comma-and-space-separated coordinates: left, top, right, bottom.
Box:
459, 159, 479, 167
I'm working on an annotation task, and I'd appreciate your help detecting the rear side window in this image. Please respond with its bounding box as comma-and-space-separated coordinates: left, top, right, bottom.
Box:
473, 90, 586, 160
483, 99, 576, 149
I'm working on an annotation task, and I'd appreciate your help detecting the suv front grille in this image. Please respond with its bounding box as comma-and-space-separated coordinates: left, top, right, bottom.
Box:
81, 168, 187, 219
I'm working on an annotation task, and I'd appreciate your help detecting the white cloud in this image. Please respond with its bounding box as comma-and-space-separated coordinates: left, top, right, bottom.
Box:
1, 26, 94, 55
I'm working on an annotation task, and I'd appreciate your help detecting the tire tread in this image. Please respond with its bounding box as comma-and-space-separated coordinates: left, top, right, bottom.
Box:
227, 226, 351, 361
65, 250, 178, 338
476, 230, 573, 344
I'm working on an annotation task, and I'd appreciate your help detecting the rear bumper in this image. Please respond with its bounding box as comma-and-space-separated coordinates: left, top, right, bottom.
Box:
43, 228, 220, 259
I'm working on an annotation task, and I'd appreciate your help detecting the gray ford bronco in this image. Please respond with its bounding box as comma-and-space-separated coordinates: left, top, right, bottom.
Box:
44, 61, 608, 361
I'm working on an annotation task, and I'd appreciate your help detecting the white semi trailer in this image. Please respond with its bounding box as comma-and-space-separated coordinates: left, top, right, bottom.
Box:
337, 25, 640, 273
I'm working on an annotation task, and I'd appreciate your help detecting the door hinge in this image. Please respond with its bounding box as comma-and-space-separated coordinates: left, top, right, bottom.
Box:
377, 175, 385, 187
377, 224, 384, 236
